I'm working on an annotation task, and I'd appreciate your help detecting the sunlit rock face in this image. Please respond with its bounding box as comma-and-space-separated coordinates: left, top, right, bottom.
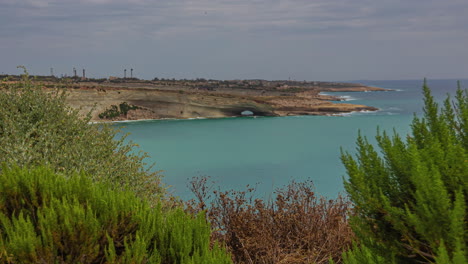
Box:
63, 83, 385, 121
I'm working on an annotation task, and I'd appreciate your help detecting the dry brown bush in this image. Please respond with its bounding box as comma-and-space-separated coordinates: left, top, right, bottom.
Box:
186, 177, 354, 264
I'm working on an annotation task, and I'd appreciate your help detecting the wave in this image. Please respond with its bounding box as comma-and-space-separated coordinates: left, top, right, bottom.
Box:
88, 120, 151, 124
332, 108, 401, 117
319, 92, 358, 101
339, 95, 358, 101
332, 110, 375, 117
114, 119, 162, 123
386, 107, 402, 111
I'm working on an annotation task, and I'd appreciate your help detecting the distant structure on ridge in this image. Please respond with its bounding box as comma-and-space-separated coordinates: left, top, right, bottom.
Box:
124, 69, 127, 79
131, 68, 133, 78
82, 69, 86, 79
73, 67, 77, 77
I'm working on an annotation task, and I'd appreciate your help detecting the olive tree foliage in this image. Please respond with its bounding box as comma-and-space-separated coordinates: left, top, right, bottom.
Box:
0, 67, 165, 201
341, 81, 467, 263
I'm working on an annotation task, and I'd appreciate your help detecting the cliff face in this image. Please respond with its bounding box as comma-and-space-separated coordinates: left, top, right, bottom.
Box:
63, 84, 386, 121
66, 88, 276, 120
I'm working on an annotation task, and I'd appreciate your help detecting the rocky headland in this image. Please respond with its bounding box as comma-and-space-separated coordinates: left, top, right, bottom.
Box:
61, 79, 389, 121
0, 75, 389, 121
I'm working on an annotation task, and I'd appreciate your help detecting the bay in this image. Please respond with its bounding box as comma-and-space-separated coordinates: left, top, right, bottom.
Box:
114, 79, 466, 199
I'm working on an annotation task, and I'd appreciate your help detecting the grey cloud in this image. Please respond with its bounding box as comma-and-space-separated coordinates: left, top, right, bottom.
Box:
1, 0, 467, 80
4, 0, 467, 39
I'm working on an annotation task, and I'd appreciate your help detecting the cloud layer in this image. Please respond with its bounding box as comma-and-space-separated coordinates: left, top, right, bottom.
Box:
1, 0, 467, 80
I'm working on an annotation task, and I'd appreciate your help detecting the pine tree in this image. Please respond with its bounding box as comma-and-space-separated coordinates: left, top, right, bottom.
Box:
341, 81, 467, 263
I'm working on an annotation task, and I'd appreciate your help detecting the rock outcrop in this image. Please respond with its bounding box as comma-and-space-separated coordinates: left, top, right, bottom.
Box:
61, 82, 388, 121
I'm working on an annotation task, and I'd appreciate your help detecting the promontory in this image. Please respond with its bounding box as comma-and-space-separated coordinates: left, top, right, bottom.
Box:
2, 75, 389, 121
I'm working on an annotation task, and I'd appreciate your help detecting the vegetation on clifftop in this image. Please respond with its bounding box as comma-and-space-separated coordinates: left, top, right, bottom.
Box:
0, 68, 164, 201
0, 69, 231, 263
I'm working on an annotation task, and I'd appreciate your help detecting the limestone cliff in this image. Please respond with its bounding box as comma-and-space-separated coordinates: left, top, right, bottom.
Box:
62, 82, 387, 121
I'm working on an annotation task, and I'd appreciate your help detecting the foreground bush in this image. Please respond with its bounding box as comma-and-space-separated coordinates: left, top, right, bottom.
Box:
0, 166, 232, 263
187, 178, 354, 264
341, 82, 467, 263
0, 69, 163, 201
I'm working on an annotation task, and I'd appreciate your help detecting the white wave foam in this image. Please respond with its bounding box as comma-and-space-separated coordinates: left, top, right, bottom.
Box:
332, 112, 353, 117
114, 119, 160, 123
386, 107, 402, 111
88, 119, 157, 124
333, 108, 403, 117
332, 109, 379, 117
339, 95, 358, 101
319, 92, 358, 101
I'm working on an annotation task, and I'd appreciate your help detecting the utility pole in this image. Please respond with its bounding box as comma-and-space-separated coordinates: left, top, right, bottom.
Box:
130, 68, 133, 78
124, 69, 127, 79
50, 68, 54, 76
82, 69, 86, 79
73, 67, 77, 77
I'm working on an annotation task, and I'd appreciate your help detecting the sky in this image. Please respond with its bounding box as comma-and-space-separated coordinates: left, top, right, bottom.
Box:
1, 0, 467, 81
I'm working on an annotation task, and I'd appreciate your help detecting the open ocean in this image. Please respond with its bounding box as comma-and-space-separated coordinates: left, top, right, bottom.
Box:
114, 79, 467, 200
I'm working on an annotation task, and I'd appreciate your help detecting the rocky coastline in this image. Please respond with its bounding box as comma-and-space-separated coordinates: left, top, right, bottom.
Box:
58, 79, 389, 121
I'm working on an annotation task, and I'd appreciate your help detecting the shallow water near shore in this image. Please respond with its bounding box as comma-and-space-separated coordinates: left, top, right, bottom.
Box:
115, 79, 466, 200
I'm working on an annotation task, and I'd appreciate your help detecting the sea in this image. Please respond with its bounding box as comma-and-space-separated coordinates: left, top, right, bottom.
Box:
114, 79, 467, 200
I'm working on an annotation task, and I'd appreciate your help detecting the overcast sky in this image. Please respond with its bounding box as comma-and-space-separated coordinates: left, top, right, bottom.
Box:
1, 0, 467, 81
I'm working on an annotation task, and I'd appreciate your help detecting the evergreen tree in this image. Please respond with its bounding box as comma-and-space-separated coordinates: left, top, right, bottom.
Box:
341, 81, 467, 263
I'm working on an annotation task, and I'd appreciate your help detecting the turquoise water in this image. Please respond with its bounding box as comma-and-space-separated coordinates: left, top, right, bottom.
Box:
115, 79, 466, 199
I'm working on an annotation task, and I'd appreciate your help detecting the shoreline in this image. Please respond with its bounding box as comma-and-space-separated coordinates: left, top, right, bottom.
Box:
54, 80, 392, 122
89, 107, 382, 125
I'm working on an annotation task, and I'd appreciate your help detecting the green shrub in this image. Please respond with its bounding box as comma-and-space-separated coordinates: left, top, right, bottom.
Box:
98, 102, 140, 119
0, 166, 232, 263
99, 105, 121, 119
119, 102, 140, 115
0, 68, 164, 201
341, 82, 467, 263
